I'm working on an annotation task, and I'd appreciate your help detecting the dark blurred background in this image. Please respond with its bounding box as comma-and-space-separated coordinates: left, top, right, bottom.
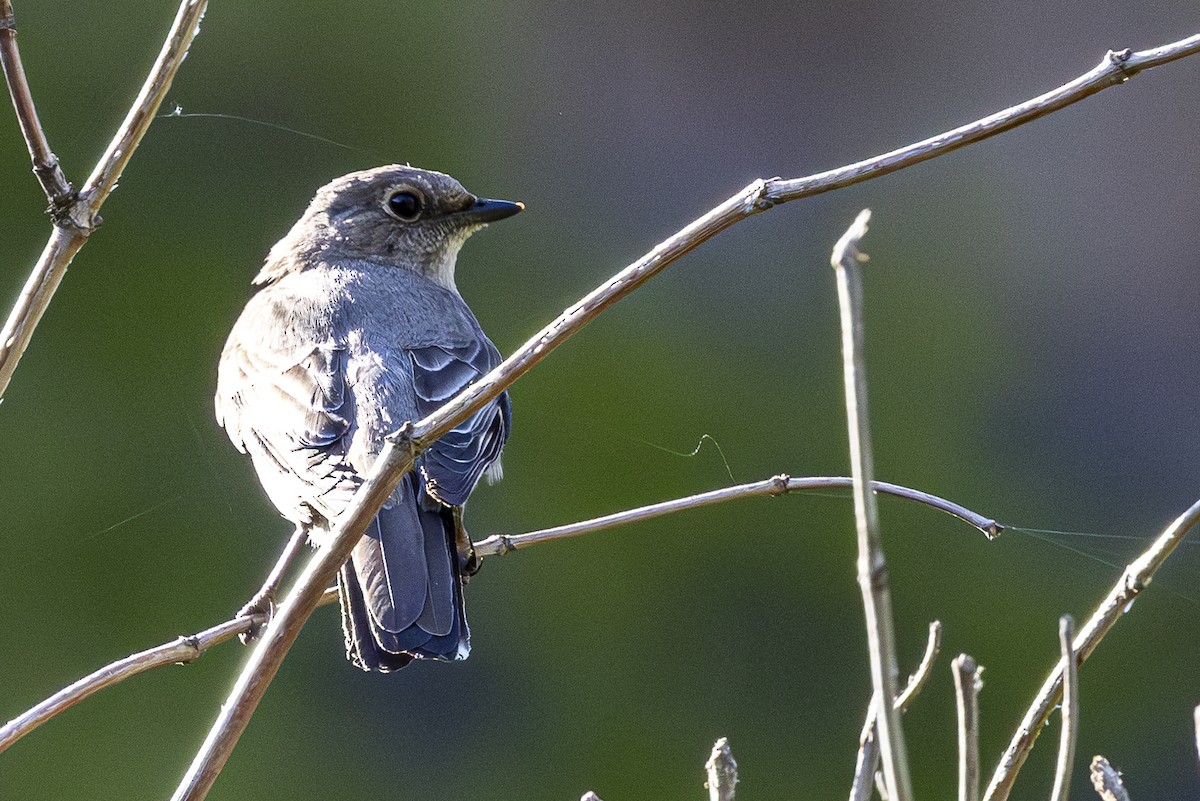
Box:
1, 2, 1198, 799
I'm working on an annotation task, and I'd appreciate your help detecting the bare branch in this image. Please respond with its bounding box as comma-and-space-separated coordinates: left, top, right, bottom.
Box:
983, 497, 1200, 801
0, 0, 73, 214
171, 34, 1200, 799
476, 475, 1000, 558
850, 621, 942, 801
953, 655, 983, 801
0, 587, 336, 755
704, 738, 738, 801
0, 0, 207, 401
1089, 756, 1130, 801
766, 36, 1200, 204
832, 209, 912, 801
1049, 616, 1078, 801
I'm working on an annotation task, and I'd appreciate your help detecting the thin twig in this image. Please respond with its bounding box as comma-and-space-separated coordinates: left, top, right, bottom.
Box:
1194, 705, 1200, 764
0, 0, 74, 214
953, 655, 983, 801
1089, 756, 1130, 801
475, 475, 1000, 557
849, 621, 942, 801
171, 34, 1200, 800
0, 0, 207, 401
896, 621, 942, 709
1049, 616, 1078, 801
765, 35, 1200, 204
705, 738, 738, 801
3, 477, 980, 757
0, 587, 337, 755
983, 497, 1200, 801
832, 209, 912, 801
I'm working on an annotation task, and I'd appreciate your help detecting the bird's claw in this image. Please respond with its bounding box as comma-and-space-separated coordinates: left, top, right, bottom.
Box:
237, 591, 276, 644
460, 543, 482, 579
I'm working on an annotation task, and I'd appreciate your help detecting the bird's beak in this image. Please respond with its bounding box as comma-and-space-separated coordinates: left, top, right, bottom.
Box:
458, 197, 524, 224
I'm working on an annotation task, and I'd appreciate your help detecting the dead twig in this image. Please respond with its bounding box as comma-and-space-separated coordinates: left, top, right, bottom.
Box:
953, 655, 983, 801
1049, 616, 1078, 801
1089, 756, 1130, 801
704, 738, 738, 801
1194, 705, 1200, 764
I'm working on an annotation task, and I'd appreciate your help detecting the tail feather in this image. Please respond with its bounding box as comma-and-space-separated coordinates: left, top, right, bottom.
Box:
338, 561, 413, 672
338, 473, 468, 672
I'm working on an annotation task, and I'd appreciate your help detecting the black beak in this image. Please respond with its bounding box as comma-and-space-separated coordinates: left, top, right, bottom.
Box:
458, 197, 524, 224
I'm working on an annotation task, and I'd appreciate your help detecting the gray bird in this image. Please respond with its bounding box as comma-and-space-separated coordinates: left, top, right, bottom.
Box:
215, 165, 520, 671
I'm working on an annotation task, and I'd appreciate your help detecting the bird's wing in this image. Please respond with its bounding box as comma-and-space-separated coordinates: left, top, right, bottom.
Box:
215, 288, 358, 521
409, 335, 511, 506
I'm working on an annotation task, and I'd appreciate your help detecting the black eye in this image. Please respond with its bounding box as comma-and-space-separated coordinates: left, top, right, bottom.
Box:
386, 190, 424, 222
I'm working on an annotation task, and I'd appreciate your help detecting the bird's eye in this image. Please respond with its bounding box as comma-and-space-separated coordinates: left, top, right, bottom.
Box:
385, 189, 424, 222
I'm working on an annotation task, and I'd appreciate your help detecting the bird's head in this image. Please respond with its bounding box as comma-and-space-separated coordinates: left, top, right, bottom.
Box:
256, 165, 523, 288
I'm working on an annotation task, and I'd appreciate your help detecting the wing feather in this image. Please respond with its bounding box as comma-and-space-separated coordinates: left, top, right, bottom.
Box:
410, 339, 511, 506
215, 289, 358, 521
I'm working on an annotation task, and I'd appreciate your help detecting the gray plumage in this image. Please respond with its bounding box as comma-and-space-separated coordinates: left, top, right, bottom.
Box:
215, 165, 519, 671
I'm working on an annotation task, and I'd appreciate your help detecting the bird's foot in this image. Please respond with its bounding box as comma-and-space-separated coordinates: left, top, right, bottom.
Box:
452, 506, 482, 580
459, 542, 482, 579
236, 590, 276, 644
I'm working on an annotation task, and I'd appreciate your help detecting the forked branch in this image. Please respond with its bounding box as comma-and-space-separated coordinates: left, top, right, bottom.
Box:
0, 0, 208, 400
2, 476, 991, 755
849, 621, 942, 801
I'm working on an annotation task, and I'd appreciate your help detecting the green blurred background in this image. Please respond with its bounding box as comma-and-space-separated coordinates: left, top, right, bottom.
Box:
2, 2, 1199, 799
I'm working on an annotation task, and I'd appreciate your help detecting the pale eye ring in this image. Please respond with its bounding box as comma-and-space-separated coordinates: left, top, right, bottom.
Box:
385, 189, 424, 222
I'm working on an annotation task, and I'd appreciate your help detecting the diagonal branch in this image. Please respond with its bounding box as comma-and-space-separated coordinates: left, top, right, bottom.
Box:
983, 496, 1200, 801
765, 35, 1200, 203
0, 475, 990, 756
171, 32, 1200, 801
0, 587, 337, 755
0, 0, 74, 214
0, 0, 208, 401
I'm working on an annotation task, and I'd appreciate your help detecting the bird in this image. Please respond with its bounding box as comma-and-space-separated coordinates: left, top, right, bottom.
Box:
215, 165, 521, 671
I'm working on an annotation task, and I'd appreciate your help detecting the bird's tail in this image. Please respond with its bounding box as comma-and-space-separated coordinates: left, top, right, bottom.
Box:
337, 473, 469, 672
